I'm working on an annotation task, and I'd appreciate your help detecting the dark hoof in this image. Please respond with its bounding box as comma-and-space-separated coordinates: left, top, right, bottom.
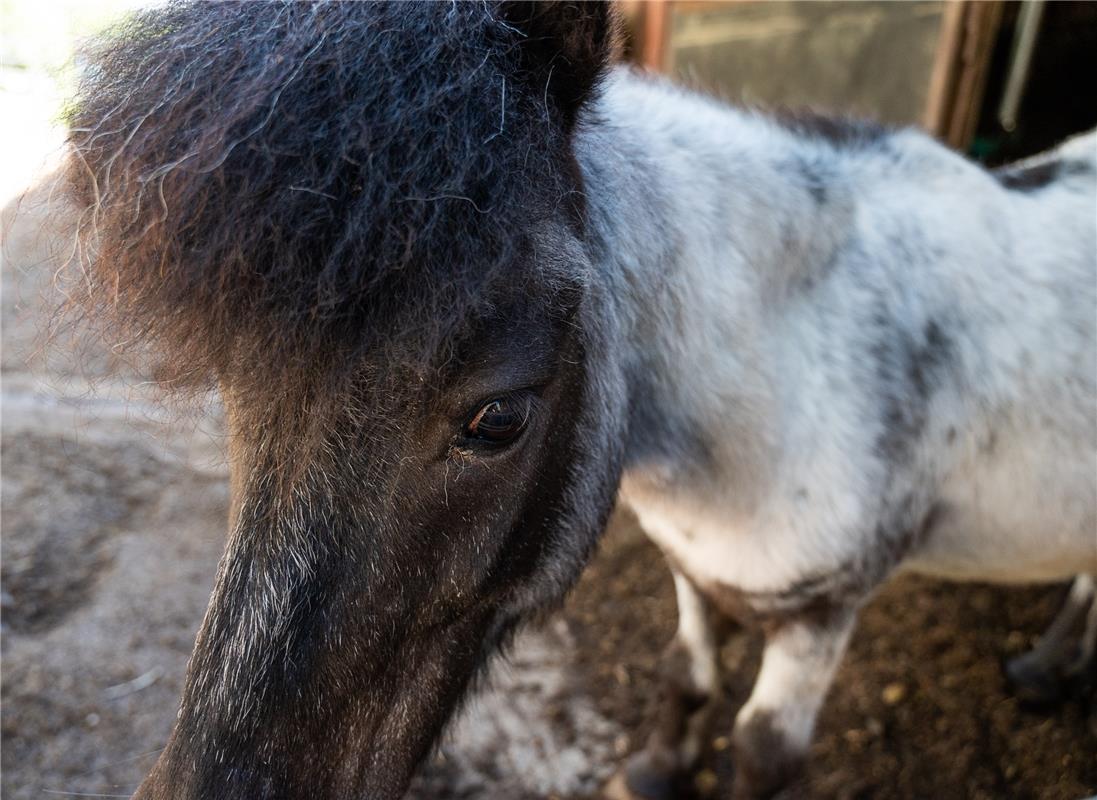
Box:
603, 749, 680, 800
1004, 653, 1064, 706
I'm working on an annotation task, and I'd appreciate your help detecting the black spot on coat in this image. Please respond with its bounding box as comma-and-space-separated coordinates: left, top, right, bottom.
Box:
994, 158, 1093, 192
773, 107, 890, 149
875, 319, 954, 467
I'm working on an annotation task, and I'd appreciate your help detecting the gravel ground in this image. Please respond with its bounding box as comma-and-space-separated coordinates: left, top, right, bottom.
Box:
2, 174, 1094, 800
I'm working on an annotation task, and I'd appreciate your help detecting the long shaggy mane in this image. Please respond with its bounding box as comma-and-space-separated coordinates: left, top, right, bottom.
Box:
66, 1, 594, 424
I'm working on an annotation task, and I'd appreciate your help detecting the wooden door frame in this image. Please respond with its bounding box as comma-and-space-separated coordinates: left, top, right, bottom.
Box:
637, 0, 1002, 151
924, 1, 1004, 149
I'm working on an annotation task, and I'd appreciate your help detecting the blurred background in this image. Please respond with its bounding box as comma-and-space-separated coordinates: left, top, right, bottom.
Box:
617, 0, 1097, 163
2, 3, 1095, 799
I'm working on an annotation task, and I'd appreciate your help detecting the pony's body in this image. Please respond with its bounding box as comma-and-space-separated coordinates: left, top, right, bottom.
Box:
64, 4, 1096, 798
580, 72, 1096, 795
594, 71, 1096, 590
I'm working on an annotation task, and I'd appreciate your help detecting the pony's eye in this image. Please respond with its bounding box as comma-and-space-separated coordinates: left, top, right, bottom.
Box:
465, 395, 529, 444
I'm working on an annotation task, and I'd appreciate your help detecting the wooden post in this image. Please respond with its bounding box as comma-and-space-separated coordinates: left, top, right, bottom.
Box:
948, 1, 1004, 148
924, 0, 1004, 150
641, 0, 672, 72
924, 1, 967, 136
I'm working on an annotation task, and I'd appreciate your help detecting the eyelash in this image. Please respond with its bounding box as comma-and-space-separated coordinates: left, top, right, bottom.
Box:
457, 389, 541, 450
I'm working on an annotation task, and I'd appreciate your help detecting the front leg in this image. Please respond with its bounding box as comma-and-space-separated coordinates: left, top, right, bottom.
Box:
731, 609, 857, 800
608, 568, 722, 800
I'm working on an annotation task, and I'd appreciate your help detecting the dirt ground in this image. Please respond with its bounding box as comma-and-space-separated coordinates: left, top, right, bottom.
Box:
2, 175, 1095, 800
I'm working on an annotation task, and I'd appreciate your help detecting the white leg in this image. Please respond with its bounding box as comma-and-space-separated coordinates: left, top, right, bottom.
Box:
731, 610, 856, 800
1072, 583, 1097, 673
608, 568, 721, 800
671, 570, 721, 699
668, 571, 721, 764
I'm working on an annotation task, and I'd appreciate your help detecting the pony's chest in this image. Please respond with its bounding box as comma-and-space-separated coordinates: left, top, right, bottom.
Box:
618, 477, 862, 597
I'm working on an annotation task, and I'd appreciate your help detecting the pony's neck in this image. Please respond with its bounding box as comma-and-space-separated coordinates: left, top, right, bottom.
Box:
577, 69, 856, 490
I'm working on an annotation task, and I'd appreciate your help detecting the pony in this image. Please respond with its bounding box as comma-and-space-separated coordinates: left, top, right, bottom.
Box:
64, 2, 1096, 798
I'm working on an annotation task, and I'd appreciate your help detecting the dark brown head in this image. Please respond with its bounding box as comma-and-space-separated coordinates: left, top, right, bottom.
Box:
67, 2, 623, 797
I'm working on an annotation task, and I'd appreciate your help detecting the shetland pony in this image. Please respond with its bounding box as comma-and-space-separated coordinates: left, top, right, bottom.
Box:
66, 3, 1096, 798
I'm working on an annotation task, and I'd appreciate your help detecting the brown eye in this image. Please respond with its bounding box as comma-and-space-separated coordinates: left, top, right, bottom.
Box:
465, 395, 529, 444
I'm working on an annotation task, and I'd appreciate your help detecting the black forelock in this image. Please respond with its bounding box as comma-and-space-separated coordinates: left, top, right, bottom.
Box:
67, 1, 597, 409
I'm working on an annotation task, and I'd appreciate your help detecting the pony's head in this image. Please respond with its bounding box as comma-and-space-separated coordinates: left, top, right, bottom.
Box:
67, 2, 624, 796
